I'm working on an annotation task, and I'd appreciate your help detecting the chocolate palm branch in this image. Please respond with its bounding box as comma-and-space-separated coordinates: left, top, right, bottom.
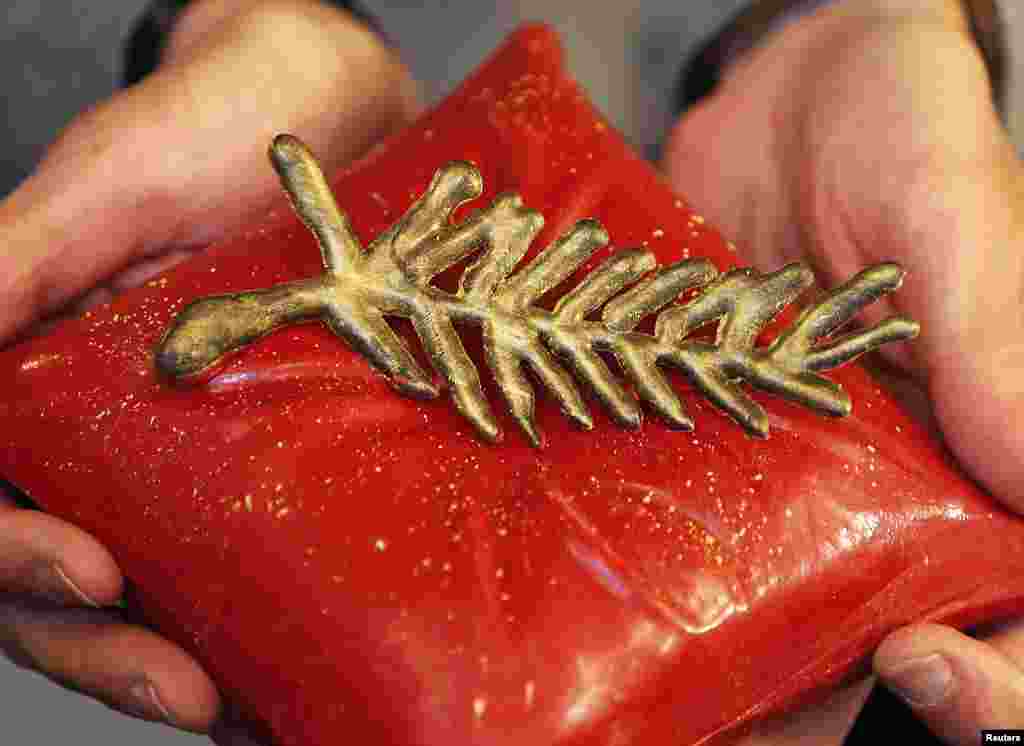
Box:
156, 134, 919, 446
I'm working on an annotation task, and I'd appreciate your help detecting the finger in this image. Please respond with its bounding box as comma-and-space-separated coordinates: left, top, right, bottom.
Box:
0, 496, 122, 607
875, 623, 1024, 745
736, 676, 874, 746
14, 249, 202, 344
0, 601, 220, 733
107, 248, 199, 293
0, 0, 418, 345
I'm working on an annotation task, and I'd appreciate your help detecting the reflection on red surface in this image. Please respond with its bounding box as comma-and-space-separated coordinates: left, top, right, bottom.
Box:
2, 24, 1023, 746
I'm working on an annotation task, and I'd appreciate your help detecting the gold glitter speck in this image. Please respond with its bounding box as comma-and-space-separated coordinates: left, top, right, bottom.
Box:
473, 697, 487, 718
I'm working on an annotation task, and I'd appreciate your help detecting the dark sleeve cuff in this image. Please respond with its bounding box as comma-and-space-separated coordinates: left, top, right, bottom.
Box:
675, 0, 1007, 120
122, 0, 388, 87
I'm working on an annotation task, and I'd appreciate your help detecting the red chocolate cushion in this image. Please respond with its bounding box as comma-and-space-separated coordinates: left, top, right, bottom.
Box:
2, 24, 1022, 746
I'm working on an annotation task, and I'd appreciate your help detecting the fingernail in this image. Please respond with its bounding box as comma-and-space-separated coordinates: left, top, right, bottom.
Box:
50, 563, 100, 607
882, 653, 954, 707
127, 680, 175, 724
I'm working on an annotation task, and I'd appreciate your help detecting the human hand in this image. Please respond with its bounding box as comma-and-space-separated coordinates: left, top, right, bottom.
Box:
0, 0, 416, 740
663, 0, 1024, 743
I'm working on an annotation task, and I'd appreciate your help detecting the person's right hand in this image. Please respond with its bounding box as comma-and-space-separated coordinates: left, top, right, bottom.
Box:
0, 0, 417, 741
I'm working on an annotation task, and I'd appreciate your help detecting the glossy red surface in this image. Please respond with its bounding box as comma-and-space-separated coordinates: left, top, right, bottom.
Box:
2, 24, 1023, 746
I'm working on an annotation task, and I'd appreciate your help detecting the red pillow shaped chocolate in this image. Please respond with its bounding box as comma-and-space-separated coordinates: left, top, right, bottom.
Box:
2, 24, 1021, 746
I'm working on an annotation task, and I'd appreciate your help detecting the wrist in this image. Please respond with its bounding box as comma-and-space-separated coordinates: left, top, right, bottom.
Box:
678, 0, 1006, 121
856, 0, 966, 24
863, 1, 1006, 114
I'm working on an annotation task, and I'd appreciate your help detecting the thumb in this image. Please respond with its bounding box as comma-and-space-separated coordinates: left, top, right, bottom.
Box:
0, 0, 417, 345
875, 623, 1024, 745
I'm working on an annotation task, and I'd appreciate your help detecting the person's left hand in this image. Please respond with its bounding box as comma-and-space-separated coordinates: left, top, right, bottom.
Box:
662, 0, 1024, 743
